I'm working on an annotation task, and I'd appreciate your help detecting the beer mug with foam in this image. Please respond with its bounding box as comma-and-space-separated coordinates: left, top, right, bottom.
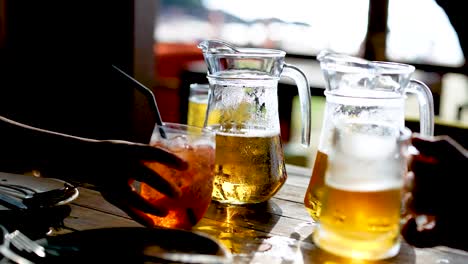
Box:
304, 51, 434, 221
312, 121, 412, 260
198, 39, 311, 204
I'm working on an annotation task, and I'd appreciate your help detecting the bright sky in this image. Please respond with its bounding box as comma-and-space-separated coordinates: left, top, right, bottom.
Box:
201, 0, 464, 65
202, 0, 368, 25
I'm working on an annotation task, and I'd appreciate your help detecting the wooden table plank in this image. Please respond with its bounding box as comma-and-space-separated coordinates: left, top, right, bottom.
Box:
64, 204, 142, 231
55, 165, 468, 264
72, 187, 129, 217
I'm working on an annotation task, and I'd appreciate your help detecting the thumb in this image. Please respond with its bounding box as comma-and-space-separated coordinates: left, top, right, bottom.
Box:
401, 217, 441, 248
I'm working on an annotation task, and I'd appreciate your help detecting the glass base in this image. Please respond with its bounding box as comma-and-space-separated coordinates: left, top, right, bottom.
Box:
312, 225, 401, 261
211, 198, 268, 205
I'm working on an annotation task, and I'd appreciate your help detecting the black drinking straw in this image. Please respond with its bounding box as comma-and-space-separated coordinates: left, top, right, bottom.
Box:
111, 65, 166, 139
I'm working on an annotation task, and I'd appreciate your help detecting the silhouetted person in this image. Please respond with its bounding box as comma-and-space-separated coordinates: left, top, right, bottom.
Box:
402, 134, 468, 250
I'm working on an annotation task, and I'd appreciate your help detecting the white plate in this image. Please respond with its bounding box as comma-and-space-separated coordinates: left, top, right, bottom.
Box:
0, 171, 79, 210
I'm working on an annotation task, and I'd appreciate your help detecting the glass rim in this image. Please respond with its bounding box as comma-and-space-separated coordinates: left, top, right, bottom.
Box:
189, 83, 209, 91
206, 75, 280, 81
205, 48, 286, 57
154, 122, 214, 136
202, 47, 286, 57
199, 39, 286, 57
318, 50, 416, 75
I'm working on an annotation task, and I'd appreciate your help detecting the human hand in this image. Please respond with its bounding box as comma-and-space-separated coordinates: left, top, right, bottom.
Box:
401, 134, 468, 250
41, 139, 188, 227
0, 115, 189, 227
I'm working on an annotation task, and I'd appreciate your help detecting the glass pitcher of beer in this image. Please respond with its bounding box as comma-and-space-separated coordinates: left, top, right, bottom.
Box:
313, 121, 412, 260
198, 39, 311, 204
304, 51, 434, 221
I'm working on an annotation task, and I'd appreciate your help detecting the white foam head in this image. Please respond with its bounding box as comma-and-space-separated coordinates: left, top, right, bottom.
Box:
325, 122, 404, 192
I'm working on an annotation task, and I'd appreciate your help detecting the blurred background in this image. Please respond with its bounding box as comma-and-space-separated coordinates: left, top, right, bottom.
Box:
0, 0, 466, 168
152, 0, 468, 167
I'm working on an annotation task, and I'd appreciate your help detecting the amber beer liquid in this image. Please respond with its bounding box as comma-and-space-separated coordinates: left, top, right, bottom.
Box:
187, 94, 208, 127
312, 124, 409, 260
210, 128, 287, 204
313, 180, 403, 260
304, 150, 328, 221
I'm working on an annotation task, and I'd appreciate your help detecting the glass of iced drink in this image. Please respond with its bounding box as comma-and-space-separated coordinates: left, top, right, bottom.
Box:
140, 122, 215, 230
312, 121, 412, 260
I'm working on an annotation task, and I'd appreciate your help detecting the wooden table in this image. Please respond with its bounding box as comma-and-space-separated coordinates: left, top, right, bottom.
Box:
56, 164, 468, 264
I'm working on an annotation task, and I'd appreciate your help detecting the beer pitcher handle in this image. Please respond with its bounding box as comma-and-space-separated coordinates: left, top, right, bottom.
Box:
282, 63, 311, 147
405, 79, 435, 136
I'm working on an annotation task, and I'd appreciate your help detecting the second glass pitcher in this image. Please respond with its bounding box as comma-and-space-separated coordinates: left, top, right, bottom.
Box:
198, 40, 311, 204
304, 51, 434, 221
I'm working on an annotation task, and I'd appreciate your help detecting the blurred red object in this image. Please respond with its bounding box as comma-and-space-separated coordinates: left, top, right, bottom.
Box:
153, 42, 204, 123
154, 42, 204, 89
